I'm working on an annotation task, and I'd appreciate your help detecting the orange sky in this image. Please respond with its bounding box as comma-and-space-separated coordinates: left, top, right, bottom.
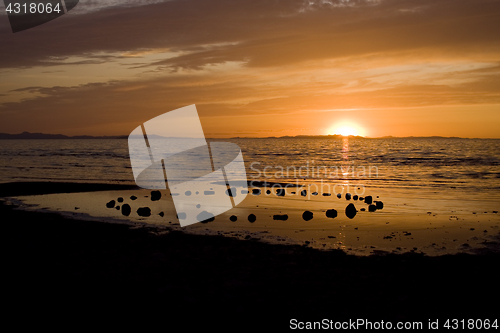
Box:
0, 0, 499, 138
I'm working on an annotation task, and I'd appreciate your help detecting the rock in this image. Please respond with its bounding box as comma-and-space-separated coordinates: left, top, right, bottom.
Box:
197, 211, 215, 223
345, 193, 351, 200
273, 214, 288, 221
301, 190, 307, 197
266, 190, 271, 195
302, 211, 314, 221
106, 200, 115, 209
368, 204, 377, 212
337, 193, 342, 199
353, 195, 358, 200
117, 197, 124, 203
137, 207, 151, 217
360, 208, 366, 211
130, 195, 137, 201
248, 214, 257, 223
359, 197, 364, 201
177, 212, 187, 220
151, 190, 162, 201
252, 188, 261, 195
276, 188, 285, 196
230, 215, 237, 222
159, 212, 164, 217
121, 204, 131, 216
375, 201, 384, 209
312, 192, 318, 196
325, 209, 337, 219
345, 203, 357, 219
115, 206, 120, 210
322, 193, 331, 196
365, 196, 373, 204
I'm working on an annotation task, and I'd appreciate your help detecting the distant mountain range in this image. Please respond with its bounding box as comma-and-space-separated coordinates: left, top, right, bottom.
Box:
0, 132, 491, 140
228, 135, 471, 139
0, 132, 127, 140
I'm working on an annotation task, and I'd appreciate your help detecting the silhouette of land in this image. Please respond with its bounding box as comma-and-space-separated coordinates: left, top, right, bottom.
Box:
1, 131, 497, 140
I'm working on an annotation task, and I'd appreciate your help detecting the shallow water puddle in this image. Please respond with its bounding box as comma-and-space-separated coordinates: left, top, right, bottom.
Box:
10, 185, 500, 256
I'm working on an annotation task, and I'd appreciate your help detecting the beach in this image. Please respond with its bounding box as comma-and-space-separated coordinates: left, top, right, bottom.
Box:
2, 181, 500, 329
1, 138, 500, 329
9, 181, 500, 256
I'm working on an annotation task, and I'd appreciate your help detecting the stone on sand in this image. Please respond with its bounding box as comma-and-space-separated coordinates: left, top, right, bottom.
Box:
302, 211, 313, 221
151, 190, 162, 201
325, 209, 337, 219
137, 207, 151, 217
345, 203, 357, 219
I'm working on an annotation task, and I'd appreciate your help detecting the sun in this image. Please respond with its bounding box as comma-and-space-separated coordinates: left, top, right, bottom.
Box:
327, 122, 365, 137
335, 125, 357, 136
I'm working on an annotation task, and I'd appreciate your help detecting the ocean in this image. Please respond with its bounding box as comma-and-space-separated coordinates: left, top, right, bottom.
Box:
2, 137, 500, 255
1, 137, 499, 195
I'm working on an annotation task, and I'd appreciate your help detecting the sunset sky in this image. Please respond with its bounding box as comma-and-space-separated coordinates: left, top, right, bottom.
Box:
0, 0, 499, 138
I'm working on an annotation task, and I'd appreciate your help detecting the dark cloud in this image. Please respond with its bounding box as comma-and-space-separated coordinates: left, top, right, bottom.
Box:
0, 0, 499, 69
9, 86, 44, 93
1, 0, 499, 137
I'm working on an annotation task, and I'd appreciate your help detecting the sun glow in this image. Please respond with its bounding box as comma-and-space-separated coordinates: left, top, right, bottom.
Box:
328, 122, 366, 137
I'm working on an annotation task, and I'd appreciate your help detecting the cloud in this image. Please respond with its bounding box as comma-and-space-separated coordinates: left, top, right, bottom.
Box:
1, 0, 499, 69
0, 0, 499, 137
1, 58, 499, 135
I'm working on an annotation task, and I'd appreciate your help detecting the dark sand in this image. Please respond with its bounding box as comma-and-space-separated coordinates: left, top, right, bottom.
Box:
2, 182, 499, 329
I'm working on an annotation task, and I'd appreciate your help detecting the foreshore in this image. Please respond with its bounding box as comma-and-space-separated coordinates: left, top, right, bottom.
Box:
2, 182, 499, 328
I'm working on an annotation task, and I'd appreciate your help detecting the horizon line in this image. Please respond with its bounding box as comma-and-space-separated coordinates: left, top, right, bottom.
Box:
1, 132, 499, 140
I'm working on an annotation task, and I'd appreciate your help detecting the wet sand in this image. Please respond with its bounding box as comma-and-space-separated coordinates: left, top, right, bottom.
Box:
2, 182, 500, 328
11, 183, 500, 256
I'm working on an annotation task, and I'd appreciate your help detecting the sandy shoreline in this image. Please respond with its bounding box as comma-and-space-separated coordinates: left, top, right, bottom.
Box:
7, 181, 500, 256
2, 182, 500, 327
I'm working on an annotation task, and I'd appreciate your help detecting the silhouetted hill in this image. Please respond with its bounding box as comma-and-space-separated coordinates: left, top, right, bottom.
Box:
0, 132, 495, 140
228, 135, 480, 139
0, 132, 127, 139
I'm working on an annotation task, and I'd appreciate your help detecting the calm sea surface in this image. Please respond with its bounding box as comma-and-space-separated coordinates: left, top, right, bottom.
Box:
3, 137, 500, 255
1, 137, 499, 197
